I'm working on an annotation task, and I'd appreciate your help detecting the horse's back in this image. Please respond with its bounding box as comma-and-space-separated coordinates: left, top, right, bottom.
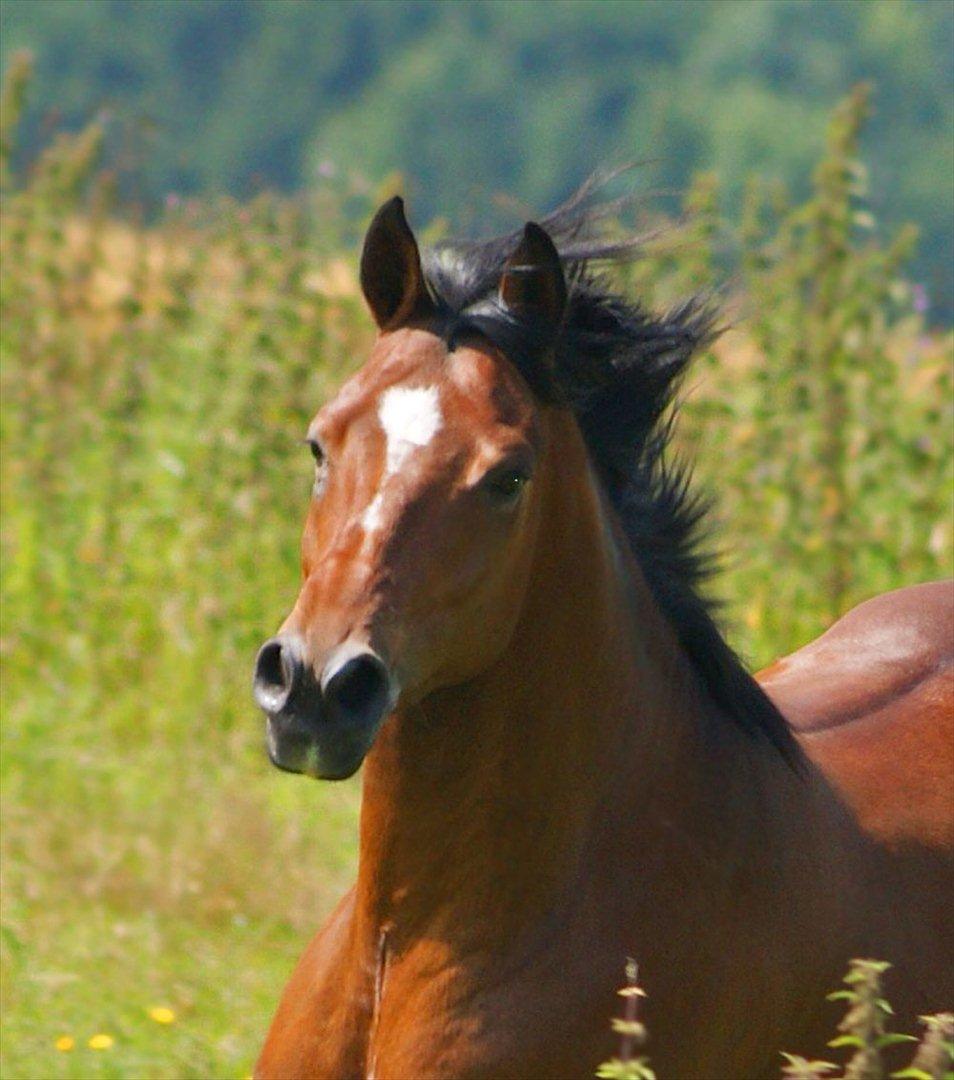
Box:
760, 581, 954, 850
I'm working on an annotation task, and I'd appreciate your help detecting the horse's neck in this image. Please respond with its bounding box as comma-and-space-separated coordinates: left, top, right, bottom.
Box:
353, 417, 829, 965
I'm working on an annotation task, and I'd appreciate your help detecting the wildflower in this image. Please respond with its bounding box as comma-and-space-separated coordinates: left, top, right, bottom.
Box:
147, 1006, 176, 1024
54, 1035, 74, 1051
88, 1033, 114, 1050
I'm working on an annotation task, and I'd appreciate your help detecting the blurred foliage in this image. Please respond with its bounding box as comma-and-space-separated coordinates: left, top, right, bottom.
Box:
0, 60, 369, 1079
0, 0, 952, 318
0, 68, 952, 1078
679, 86, 952, 646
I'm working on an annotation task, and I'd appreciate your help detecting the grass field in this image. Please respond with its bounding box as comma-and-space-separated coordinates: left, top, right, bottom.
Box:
1, 82, 951, 1078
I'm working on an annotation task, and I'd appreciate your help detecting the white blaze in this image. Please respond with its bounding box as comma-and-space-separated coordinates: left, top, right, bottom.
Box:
361, 385, 442, 532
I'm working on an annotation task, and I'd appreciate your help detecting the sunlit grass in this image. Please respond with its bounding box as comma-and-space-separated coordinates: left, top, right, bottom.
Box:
4, 899, 307, 1078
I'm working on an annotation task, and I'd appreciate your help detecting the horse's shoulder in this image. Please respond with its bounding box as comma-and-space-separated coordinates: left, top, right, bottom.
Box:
759, 581, 954, 850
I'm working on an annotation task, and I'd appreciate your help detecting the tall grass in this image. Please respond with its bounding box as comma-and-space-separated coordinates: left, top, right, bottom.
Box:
629, 84, 952, 656
1, 55, 373, 1078
1, 57, 951, 1078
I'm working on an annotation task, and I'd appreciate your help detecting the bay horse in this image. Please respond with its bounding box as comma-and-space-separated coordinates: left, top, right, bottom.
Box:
252, 190, 953, 1079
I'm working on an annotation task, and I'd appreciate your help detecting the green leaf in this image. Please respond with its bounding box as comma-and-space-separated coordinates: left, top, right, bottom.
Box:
827, 990, 855, 1002
595, 1059, 655, 1080
876, 1033, 917, 1048
845, 960, 892, 982
829, 1034, 865, 1049
889, 1069, 932, 1080
611, 1019, 647, 1039
596, 1063, 627, 1080
780, 1053, 838, 1071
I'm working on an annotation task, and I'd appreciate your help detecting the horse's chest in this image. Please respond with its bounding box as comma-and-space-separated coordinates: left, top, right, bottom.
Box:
365, 945, 617, 1080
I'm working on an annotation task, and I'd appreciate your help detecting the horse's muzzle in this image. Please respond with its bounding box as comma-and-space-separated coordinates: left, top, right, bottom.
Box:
253, 636, 391, 780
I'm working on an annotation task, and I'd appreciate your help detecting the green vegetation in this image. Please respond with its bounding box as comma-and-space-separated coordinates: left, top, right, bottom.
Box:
1, 1, 951, 317
1, 57, 368, 1079
598, 960, 954, 1080
1, 59, 951, 1079
597, 959, 655, 1080
669, 86, 953, 646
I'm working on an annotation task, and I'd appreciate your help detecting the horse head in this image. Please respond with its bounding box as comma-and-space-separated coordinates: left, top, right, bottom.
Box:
253, 197, 569, 779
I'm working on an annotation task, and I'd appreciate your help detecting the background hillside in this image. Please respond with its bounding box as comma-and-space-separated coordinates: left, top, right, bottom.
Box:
1, 0, 952, 319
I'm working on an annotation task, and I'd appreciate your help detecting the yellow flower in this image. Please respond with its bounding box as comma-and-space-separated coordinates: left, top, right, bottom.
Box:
88, 1033, 114, 1050
54, 1035, 75, 1052
147, 1006, 176, 1025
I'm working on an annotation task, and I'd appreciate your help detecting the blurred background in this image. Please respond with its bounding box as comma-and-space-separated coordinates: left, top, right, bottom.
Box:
1, 2, 951, 1077
3, 0, 953, 316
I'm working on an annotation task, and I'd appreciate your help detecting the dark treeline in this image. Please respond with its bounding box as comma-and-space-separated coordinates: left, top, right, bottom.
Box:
1, 0, 951, 318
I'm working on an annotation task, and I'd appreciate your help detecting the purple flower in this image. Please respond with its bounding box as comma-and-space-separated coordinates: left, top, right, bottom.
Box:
316, 160, 336, 179
912, 283, 929, 315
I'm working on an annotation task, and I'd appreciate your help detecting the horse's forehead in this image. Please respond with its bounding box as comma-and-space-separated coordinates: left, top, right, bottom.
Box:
446, 346, 516, 403
314, 331, 443, 436
319, 332, 535, 438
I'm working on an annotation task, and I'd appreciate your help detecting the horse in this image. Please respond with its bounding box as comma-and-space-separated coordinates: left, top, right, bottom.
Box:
251, 189, 953, 1079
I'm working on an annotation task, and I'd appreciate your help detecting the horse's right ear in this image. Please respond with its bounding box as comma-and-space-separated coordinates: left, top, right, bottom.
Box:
360, 196, 433, 330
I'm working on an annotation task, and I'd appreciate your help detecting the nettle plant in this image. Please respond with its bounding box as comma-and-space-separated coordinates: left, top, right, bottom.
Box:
596, 960, 656, 1080
597, 960, 954, 1080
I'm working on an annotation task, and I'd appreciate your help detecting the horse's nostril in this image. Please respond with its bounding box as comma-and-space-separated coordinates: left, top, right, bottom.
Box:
323, 654, 389, 727
253, 637, 302, 714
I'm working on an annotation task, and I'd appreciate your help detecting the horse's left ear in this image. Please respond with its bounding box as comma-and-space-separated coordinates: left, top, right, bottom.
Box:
499, 222, 567, 334
360, 196, 433, 330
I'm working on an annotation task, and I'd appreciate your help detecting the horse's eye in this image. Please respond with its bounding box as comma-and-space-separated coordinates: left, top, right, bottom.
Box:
306, 439, 328, 497
482, 466, 530, 505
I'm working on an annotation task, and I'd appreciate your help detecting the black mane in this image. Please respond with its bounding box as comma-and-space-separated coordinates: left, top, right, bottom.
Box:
420, 177, 802, 767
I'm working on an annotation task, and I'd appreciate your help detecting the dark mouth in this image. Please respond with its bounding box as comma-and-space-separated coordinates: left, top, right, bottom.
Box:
265, 713, 373, 781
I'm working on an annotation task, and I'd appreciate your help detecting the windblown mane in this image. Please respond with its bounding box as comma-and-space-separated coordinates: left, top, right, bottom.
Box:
420, 175, 801, 766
